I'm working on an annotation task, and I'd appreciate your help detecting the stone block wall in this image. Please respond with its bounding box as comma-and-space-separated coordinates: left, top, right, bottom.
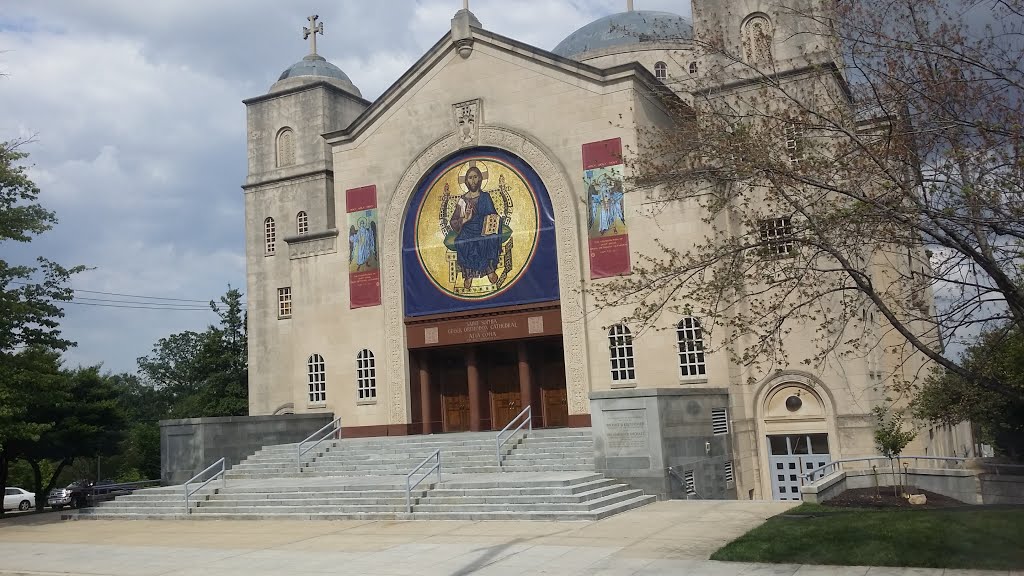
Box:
160, 413, 335, 485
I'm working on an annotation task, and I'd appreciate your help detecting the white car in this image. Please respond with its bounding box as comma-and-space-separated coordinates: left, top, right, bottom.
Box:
4, 487, 35, 511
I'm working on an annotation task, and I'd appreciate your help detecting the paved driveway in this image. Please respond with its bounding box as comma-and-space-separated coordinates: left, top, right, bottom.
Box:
0, 500, 992, 575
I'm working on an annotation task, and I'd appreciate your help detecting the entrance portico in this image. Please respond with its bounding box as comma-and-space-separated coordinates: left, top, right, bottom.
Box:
407, 303, 568, 434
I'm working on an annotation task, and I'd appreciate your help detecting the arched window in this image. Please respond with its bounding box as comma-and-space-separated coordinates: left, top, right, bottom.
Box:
296, 211, 309, 235
688, 61, 698, 75
276, 127, 295, 167
307, 354, 326, 404
356, 349, 376, 400
654, 61, 668, 80
742, 14, 774, 66
608, 324, 635, 382
677, 317, 706, 378
264, 217, 276, 255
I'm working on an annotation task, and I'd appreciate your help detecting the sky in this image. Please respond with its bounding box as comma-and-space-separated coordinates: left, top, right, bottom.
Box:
0, 0, 691, 374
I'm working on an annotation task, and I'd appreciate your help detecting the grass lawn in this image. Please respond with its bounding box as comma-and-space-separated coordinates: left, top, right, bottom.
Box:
711, 503, 1024, 570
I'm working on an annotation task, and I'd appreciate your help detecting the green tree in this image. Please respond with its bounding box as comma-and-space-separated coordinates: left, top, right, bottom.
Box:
0, 139, 82, 514
873, 406, 918, 496
915, 326, 1024, 459
14, 366, 128, 510
136, 286, 248, 419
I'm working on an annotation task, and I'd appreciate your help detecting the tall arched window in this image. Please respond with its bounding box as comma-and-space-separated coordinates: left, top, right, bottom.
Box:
688, 61, 698, 75
307, 354, 326, 404
264, 217, 276, 255
677, 317, 706, 378
277, 127, 295, 167
608, 324, 635, 382
654, 61, 668, 80
296, 211, 309, 235
742, 14, 774, 66
356, 349, 376, 400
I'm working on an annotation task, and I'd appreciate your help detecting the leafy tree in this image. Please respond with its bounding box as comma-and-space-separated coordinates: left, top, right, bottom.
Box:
137, 286, 247, 419
14, 365, 127, 510
873, 406, 918, 496
600, 0, 1024, 404
0, 139, 82, 514
915, 326, 1024, 459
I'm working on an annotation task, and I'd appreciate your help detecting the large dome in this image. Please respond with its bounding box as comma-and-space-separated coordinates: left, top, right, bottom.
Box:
552, 10, 693, 59
270, 54, 361, 97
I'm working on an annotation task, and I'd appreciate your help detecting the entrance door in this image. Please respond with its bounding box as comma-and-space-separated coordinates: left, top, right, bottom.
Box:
539, 340, 569, 428
767, 434, 831, 501
489, 364, 521, 430
441, 356, 470, 433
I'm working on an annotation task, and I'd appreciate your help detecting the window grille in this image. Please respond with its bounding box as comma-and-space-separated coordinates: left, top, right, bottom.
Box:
784, 122, 805, 165
307, 354, 326, 404
277, 287, 292, 318
296, 211, 309, 235
264, 217, 276, 255
759, 217, 794, 256
684, 470, 696, 495
677, 317, 706, 378
725, 461, 735, 484
608, 324, 636, 382
357, 349, 376, 400
712, 407, 729, 435
654, 61, 668, 80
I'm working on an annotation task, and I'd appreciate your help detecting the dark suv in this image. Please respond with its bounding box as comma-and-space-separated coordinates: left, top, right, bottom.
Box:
47, 480, 94, 509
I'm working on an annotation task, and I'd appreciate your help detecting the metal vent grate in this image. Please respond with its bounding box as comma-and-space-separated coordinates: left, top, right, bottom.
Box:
711, 408, 729, 435
724, 461, 735, 484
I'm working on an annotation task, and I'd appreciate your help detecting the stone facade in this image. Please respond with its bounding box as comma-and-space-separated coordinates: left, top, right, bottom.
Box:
241, 2, 972, 501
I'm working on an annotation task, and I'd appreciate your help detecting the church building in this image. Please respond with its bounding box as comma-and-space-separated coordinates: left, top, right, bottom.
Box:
242, 1, 972, 501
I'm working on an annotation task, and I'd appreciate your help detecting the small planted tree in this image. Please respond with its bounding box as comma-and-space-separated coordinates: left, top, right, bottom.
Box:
873, 406, 917, 497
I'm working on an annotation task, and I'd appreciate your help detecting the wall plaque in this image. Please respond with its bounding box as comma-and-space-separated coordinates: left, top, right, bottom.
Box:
604, 409, 648, 455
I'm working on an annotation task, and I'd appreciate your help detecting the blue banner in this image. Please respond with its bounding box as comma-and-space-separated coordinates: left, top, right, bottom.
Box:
403, 147, 560, 317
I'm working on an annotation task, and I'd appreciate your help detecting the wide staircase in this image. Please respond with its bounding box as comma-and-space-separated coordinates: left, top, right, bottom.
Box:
81, 428, 655, 521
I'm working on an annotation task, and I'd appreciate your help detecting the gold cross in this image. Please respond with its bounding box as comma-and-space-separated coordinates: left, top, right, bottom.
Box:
303, 14, 324, 55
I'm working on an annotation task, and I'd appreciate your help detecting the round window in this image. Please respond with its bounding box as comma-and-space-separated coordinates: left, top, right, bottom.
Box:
785, 395, 803, 412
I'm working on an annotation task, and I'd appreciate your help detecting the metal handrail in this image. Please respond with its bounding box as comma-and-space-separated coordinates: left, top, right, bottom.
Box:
496, 405, 532, 468
183, 457, 225, 514
801, 455, 967, 482
405, 449, 441, 513
297, 416, 342, 473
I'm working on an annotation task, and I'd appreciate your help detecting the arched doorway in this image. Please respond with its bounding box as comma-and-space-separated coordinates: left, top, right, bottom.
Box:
762, 383, 833, 501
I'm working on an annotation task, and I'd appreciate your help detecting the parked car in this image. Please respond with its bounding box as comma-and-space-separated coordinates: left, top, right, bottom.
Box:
3, 487, 35, 511
47, 480, 93, 510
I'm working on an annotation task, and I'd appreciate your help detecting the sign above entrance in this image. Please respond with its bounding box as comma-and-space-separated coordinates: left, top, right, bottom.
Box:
406, 306, 562, 348
403, 148, 559, 317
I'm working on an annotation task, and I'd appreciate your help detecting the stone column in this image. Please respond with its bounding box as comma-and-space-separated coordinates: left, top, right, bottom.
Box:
419, 352, 432, 435
517, 342, 532, 421
467, 346, 482, 432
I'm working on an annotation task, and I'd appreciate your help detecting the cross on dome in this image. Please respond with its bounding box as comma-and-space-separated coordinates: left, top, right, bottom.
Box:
303, 14, 324, 55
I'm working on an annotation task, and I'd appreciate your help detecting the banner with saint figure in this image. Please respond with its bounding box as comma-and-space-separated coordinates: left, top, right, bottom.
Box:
583, 138, 631, 279
347, 185, 381, 309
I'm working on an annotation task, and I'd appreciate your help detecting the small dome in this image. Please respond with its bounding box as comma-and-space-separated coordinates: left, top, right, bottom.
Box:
552, 10, 693, 60
270, 54, 361, 97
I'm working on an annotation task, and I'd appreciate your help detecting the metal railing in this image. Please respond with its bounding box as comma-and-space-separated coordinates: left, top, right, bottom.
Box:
801, 455, 967, 482
183, 458, 226, 514
405, 449, 441, 513
496, 405, 532, 468
297, 416, 342, 473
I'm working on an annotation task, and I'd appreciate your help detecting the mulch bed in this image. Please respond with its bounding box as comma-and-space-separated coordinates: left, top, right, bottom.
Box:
825, 486, 966, 509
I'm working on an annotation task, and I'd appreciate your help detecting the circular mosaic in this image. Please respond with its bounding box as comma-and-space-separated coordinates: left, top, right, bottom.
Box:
413, 156, 540, 300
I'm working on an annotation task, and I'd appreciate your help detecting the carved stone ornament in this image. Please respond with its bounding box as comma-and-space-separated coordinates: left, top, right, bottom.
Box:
453, 99, 481, 146
382, 126, 590, 424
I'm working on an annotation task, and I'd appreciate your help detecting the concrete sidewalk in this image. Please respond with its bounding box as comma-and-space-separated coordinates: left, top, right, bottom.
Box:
0, 500, 1009, 575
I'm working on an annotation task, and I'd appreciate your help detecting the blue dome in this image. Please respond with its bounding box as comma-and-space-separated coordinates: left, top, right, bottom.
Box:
278, 54, 352, 83
552, 10, 693, 59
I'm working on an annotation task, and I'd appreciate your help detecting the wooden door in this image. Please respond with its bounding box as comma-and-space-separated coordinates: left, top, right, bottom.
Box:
540, 349, 569, 428
441, 361, 470, 432
489, 364, 521, 430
